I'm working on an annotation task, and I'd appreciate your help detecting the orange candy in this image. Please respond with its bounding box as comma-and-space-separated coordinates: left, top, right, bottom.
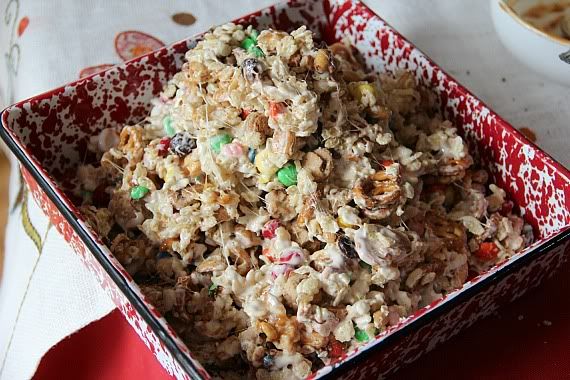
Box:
269, 102, 285, 118
475, 242, 500, 261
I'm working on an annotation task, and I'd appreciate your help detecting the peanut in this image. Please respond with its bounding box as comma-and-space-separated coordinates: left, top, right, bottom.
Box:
259, 321, 279, 341
314, 49, 332, 73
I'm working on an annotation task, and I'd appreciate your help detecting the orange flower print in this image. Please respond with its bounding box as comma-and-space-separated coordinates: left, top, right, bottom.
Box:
78, 64, 115, 79
17, 16, 29, 37
114, 31, 165, 61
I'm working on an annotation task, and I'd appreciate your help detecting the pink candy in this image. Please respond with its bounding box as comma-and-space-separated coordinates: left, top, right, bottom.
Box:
270, 264, 293, 280
159, 94, 174, 104
221, 142, 244, 157
262, 219, 280, 239
278, 247, 304, 266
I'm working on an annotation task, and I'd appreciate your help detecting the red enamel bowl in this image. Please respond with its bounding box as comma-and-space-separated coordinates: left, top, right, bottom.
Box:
1, 1, 569, 379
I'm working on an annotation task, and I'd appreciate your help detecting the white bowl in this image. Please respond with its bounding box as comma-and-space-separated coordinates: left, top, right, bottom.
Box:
490, 0, 570, 86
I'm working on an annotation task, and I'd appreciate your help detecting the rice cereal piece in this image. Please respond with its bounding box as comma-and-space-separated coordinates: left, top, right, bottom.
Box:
353, 164, 402, 220
271, 129, 297, 157
156, 256, 188, 282
427, 211, 468, 254
486, 184, 507, 213
108, 190, 145, 231
118, 125, 146, 163
140, 285, 177, 315
196, 251, 228, 273
354, 224, 411, 266
79, 205, 114, 237
300, 328, 329, 351
266, 190, 297, 222
243, 112, 272, 148
110, 233, 154, 275
333, 317, 355, 342
302, 148, 333, 182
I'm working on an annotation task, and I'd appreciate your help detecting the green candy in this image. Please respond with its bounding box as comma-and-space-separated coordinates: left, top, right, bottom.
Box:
210, 133, 233, 153
241, 37, 256, 51
354, 327, 369, 342
130, 185, 149, 200
277, 162, 297, 187
250, 46, 265, 58
208, 282, 218, 297
163, 116, 175, 137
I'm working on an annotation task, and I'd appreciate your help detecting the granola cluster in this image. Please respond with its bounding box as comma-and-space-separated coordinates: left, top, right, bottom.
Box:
77, 23, 532, 379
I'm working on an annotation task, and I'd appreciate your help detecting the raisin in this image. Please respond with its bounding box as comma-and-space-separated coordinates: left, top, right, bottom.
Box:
242, 58, 264, 82
306, 352, 325, 372
338, 235, 357, 259
169, 132, 196, 156
262, 354, 274, 368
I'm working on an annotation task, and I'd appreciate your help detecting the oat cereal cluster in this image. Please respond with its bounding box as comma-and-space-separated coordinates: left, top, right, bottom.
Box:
77, 23, 533, 379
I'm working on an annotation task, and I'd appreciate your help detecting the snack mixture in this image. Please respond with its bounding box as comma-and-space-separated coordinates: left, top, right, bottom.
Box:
77, 23, 533, 379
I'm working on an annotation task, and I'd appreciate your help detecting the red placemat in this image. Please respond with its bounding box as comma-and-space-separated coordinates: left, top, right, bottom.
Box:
33, 263, 570, 380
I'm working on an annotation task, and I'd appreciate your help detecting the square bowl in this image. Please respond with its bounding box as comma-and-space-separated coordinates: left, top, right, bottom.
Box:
1, 0, 569, 378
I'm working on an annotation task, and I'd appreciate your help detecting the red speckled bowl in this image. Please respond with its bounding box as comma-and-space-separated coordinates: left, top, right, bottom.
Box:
1, 1, 569, 379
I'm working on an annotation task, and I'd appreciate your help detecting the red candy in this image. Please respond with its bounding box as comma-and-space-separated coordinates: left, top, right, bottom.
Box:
475, 242, 500, 261
157, 137, 171, 157
262, 219, 280, 239
241, 108, 251, 120
328, 339, 345, 359
269, 102, 285, 118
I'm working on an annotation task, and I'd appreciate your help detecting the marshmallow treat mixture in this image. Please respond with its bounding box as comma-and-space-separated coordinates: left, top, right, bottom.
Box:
77, 24, 532, 379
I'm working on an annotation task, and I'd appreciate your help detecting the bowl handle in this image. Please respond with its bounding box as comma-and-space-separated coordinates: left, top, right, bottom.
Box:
560, 50, 570, 64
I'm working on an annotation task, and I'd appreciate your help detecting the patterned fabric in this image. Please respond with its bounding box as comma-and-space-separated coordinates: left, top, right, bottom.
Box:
0, 1, 568, 379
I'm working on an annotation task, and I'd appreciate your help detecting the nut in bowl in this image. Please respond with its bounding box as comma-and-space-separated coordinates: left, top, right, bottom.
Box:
491, 0, 570, 85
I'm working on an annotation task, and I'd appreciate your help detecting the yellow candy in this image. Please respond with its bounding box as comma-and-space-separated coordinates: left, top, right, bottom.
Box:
337, 216, 354, 229
258, 173, 273, 184
165, 166, 175, 182
349, 82, 376, 102
255, 149, 278, 176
